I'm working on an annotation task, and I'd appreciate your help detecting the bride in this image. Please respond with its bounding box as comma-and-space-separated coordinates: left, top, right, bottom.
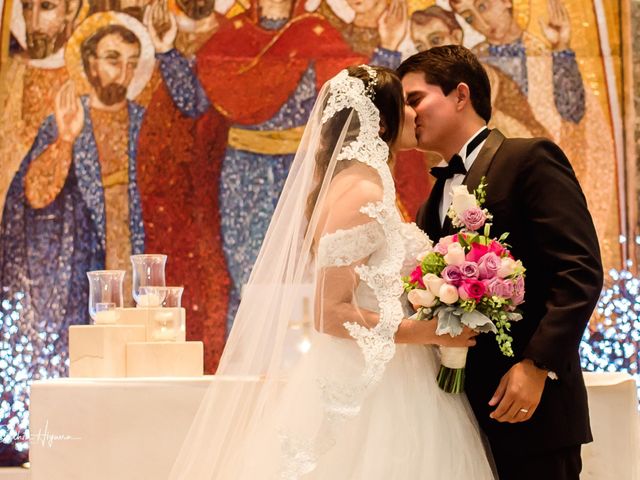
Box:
170, 65, 495, 479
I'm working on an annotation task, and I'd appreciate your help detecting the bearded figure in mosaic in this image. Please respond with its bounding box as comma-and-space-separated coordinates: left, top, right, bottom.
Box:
0, 12, 154, 464
0, 0, 87, 220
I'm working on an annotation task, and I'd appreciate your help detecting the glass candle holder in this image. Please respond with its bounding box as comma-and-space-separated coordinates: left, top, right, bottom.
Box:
87, 270, 125, 323
137, 286, 184, 308
130, 254, 167, 306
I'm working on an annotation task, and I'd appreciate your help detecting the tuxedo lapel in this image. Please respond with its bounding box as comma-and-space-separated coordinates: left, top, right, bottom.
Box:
422, 177, 445, 241
463, 129, 505, 194
441, 129, 506, 237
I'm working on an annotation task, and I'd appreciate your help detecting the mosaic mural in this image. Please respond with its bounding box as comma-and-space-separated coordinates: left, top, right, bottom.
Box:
0, 0, 630, 465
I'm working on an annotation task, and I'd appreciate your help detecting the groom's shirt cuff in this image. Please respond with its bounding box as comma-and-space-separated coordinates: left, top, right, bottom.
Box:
530, 358, 559, 380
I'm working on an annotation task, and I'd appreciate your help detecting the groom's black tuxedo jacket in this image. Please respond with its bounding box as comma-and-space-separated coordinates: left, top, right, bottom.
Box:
417, 129, 603, 455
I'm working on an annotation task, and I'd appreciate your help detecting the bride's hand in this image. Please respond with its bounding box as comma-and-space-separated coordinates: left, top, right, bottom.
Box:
415, 320, 478, 347
436, 326, 479, 348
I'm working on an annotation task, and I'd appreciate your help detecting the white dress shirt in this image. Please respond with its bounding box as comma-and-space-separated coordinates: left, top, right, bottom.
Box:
438, 127, 488, 226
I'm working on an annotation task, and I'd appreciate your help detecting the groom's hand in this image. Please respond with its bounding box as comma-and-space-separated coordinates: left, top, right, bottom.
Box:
488, 359, 547, 423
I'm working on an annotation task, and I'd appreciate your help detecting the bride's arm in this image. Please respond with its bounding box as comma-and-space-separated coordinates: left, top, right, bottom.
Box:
313, 171, 476, 347
315, 264, 477, 347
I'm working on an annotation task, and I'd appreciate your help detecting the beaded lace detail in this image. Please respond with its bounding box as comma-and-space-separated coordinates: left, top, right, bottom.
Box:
317, 222, 385, 268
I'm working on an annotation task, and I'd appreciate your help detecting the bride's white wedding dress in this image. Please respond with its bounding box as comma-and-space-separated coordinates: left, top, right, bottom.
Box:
169, 67, 495, 479
311, 222, 494, 478
235, 222, 495, 479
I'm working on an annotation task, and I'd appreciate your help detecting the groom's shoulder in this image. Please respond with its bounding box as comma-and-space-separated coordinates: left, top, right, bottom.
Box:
500, 134, 556, 149
497, 135, 572, 172
498, 135, 565, 160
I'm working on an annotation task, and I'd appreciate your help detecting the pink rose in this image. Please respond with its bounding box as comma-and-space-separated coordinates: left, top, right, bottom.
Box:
485, 277, 514, 299
466, 242, 489, 263
442, 265, 462, 286
410, 266, 425, 288
478, 252, 500, 279
488, 240, 506, 257
512, 276, 525, 305
458, 279, 486, 302
460, 261, 480, 279
434, 235, 455, 255
434, 243, 448, 256
461, 207, 486, 231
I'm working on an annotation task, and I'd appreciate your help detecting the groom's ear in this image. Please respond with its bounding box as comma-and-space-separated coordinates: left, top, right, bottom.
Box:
454, 82, 471, 112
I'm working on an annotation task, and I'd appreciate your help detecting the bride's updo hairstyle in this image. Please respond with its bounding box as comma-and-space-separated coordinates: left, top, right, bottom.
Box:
306, 66, 404, 221
348, 65, 404, 146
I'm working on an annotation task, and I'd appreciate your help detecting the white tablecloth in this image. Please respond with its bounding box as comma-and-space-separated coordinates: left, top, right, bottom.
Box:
29, 372, 639, 479
582, 372, 640, 480
29, 376, 258, 480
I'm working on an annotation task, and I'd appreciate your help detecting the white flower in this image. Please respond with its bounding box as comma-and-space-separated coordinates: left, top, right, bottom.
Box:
444, 242, 465, 266
408, 288, 437, 308
423, 273, 446, 296
450, 185, 478, 218
498, 257, 520, 278
439, 283, 459, 304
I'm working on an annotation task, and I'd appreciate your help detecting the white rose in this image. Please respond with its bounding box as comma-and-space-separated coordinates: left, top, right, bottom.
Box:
439, 283, 459, 304
423, 273, 445, 296
498, 257, 517, 278
444, 242, 465, 266
450, 185, 478, 216
408, 288, 437, 308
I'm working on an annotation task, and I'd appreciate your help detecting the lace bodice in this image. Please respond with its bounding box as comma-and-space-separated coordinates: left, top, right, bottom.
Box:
318, 220, 431, 312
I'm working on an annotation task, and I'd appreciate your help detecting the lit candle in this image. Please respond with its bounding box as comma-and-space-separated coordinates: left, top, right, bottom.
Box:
136, 292, 163, 307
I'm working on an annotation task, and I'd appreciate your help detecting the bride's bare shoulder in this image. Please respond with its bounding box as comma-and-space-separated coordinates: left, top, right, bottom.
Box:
329, 162, 384, 204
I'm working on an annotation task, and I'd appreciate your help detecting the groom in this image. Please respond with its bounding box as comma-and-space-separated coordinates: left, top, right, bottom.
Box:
398, 45, 603, 479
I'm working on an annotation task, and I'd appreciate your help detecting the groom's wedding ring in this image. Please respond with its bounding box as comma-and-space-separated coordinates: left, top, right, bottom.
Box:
519, 408, 529, 414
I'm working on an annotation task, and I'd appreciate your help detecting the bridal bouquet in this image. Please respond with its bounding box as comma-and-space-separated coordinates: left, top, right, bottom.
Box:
403, 179, 525, 393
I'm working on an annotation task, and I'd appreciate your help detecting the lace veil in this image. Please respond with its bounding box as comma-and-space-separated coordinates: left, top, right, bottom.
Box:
169, 67, 413, 479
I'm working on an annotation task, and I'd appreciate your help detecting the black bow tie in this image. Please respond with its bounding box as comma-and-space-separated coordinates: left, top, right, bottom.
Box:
429, 128, 490, 181
430, 154, 466, 180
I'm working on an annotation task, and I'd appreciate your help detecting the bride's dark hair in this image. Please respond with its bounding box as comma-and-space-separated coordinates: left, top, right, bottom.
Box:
306, 66, 404, 221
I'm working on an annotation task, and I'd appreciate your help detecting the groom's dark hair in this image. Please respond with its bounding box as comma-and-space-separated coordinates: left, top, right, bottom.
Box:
397, 45, 492, 123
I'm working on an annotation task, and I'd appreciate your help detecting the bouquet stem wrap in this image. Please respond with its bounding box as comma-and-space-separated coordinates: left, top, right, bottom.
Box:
437, 346, 468, 393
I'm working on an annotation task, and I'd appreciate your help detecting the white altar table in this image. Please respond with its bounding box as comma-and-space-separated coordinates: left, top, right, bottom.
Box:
28, 372, 639, 479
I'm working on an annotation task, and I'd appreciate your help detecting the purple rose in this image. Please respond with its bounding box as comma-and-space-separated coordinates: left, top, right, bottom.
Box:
478, 252, 500, 279
461, 207, 486, 231
485, 277, 514, 299
512, 276, 525, 305
460, 261, 479, 279
441, 265, 462, 286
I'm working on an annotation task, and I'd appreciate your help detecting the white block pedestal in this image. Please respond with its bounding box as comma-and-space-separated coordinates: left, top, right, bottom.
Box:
69, 325, 145, 377
126, 341, 203, 377
117, 307, 186, 342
